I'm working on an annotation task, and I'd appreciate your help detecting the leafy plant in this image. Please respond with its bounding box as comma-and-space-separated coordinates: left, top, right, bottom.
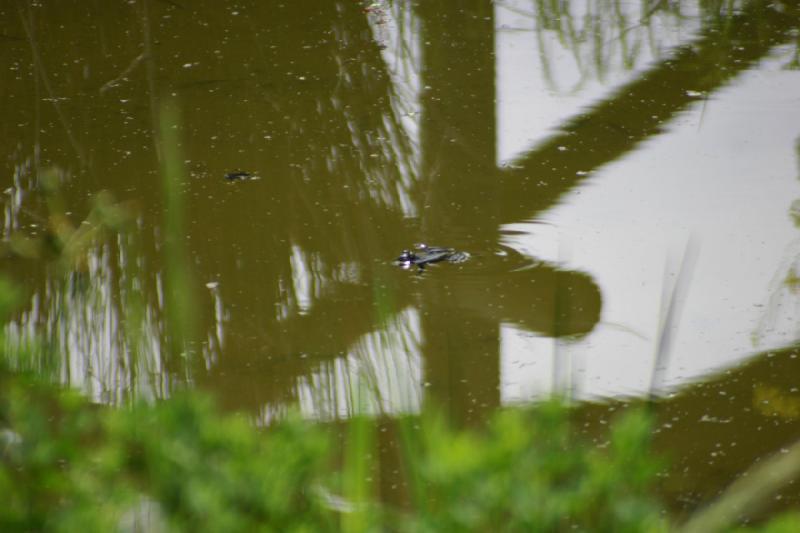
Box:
397, 402, 665, 532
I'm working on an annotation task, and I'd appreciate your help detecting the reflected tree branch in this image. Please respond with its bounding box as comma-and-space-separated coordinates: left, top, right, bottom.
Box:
495, 0, 800, 225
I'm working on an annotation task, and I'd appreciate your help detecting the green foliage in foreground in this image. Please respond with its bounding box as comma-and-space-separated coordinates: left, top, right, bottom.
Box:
3, 365, 800, 533
0, 364, 667, 532
1, 277, 799, 532
400, 405, 663, 532
0, 372, 332, 532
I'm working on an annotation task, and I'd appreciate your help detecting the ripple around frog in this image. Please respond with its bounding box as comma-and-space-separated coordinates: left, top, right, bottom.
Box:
394, 243, 535, 276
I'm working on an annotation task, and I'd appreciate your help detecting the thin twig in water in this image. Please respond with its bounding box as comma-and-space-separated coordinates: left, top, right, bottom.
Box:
648, 237, 698, 400
18, 4, 85, 166
99, 52, 147, 94
680, 437, 800, 533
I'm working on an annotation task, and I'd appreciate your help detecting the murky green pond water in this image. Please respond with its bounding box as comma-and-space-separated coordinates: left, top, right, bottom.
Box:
3, 0, 800, 514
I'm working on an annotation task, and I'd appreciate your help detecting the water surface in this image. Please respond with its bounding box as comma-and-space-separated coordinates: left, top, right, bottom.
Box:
2, 0, 800, 513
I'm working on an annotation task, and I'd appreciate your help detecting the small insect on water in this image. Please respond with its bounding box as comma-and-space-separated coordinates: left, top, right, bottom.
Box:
395, 243, 470, 271
224, 170, 254, 182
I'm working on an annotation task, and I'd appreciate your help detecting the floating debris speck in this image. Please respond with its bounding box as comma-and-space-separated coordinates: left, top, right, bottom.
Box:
224, 170, 257, 182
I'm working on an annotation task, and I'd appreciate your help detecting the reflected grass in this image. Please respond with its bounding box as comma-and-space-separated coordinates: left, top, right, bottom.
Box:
0, 165, 175, 403
521, 0, 750, 92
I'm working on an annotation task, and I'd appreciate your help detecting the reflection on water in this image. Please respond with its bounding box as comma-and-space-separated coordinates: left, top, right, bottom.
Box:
752, 137, 800, 347
4, 240, 168, 403
295, 308, 422, 420
1, 1, 800, 429
505, 0, 712, 91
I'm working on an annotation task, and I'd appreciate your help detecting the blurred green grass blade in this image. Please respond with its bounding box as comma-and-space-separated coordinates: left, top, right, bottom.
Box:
680, 438, 800, 533
157, 99, 197, 357
341, 414, 376, 533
